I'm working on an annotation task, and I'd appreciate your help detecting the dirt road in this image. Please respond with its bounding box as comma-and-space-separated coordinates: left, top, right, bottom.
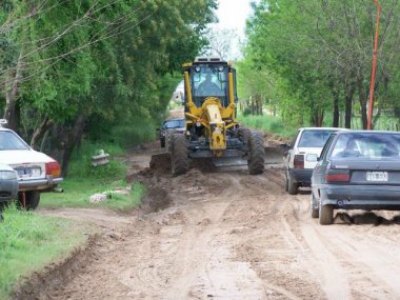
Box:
28, 145, 400, 300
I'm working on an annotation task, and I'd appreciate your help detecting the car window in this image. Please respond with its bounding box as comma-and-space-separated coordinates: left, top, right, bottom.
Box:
331, 133, 400, 159
298, 130, 335, 148
0, 131, 30, 150
320, 134, 336, 160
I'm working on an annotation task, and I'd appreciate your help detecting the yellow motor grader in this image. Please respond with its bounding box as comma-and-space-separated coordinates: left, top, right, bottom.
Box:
169, 57, 265, 176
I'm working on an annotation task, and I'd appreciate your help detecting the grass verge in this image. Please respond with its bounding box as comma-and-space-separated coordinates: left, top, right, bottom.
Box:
239, 114, 296, 137
0, 206, 90, 299
41, 179, 144, 212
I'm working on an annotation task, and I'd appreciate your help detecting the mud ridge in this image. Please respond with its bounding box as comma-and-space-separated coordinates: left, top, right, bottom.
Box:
12, 235, 100, 300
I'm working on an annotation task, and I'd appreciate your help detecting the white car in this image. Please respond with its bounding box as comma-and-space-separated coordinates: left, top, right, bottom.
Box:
284, 127, 345, 195
0, 126, 63, 209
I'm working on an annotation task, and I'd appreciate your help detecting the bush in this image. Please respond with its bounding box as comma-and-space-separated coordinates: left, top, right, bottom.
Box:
239, 114, 296, 137
68, 141, 126, 180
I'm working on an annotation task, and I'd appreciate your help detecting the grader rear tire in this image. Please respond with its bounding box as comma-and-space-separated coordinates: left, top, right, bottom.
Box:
171, 134, 189, 176
248, 132, 265, 175
238, 127, 251, 143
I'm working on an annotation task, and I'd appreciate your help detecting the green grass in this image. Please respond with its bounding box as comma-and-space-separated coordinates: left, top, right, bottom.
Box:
0, 206, 89, 299
41, 179, 144, 212
41, 140, 145, 211
238, 114, 297, 137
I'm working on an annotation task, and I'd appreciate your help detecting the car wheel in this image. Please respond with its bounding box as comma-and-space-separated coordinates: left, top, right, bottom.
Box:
319, 204, 333, 225
17, 191, 41, 210
311, 193, 319, 218
286, 171, 298, 195
160, 138, 165, 148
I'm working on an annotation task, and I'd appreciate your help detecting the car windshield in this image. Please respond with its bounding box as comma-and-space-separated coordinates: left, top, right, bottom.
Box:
298, 130, 336, 148
331, 132, 400, 159
0, 131, 30, 151
164, 119, 184, 129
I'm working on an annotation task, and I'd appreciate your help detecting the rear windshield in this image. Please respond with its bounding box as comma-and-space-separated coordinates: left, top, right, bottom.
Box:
0, 131, 30, 150
164, 119, 184, 129
331, 133, 400, 159
298, 130, 336, 148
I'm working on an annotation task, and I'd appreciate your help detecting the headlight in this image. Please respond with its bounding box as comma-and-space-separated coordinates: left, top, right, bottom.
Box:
0, 170, 18, 180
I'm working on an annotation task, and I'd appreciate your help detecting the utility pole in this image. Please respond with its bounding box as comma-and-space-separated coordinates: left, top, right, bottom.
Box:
367, 0, 381, 130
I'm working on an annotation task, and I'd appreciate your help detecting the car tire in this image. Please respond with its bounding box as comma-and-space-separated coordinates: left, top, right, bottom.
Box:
311, 194, 319, 218
160, 138, 165, 148
286, 171, 298, 195
17, 191, 41, 210
319, 204, 333, 225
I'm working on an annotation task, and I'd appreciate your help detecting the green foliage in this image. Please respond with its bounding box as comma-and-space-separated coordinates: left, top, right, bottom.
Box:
67, 141, 126, 180
239, 114, 296, 137
0, 205, 88, 299
242, 0, 400, 128
1, 0, 218, 173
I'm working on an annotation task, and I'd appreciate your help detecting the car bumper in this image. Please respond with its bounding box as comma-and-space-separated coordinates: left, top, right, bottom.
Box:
18, 177, 63, 192
321, 184, 400, 210
289, 169, 313, 185
0, 179, 18, 202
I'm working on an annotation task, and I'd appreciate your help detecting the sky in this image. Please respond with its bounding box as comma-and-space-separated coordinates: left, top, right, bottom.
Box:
208, 0, 258, 59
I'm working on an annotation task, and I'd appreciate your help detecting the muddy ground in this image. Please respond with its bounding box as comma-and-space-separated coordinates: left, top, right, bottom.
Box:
15, 140, 400, 300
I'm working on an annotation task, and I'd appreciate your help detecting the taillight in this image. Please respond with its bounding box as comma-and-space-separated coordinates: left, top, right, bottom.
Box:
294, 154, 304, 169
325, 169, 350, 183
46, 161, 61, 177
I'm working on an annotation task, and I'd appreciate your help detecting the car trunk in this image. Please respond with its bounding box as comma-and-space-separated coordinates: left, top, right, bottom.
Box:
0, 150, 48, 180
297, 147, 322, 169
331, 159, 400, 185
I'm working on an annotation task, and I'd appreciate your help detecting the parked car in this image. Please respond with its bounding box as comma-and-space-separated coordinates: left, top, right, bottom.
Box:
0, 163, 18, 221
158, 118, 186, 148
0, 125, 63, 210
311, 130, 400, 225
284, 127, 343, 194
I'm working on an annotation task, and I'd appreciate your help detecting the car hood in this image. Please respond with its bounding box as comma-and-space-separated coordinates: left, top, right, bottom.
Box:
0, 150, 54, 165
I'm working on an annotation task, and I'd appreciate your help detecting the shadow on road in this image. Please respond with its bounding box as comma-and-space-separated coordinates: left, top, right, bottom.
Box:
334, 212, 400, 226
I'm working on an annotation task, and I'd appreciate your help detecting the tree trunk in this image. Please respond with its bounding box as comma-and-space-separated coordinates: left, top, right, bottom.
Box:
3, 51, 23, 131
61, 115, 87, 177
357, 76, 368, 129
30, 117, 54, 150
344, 82, 355, 129
332, 89, 340, 127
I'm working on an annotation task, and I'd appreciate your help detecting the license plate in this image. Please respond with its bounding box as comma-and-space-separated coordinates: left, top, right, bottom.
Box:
366, 171, 388, 182
16, 167, 41, 178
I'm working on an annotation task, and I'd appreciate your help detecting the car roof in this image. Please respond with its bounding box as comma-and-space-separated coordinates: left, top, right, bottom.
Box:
163, 118, 185, 122
298, 127, 348, 131
335, 130, 400, 135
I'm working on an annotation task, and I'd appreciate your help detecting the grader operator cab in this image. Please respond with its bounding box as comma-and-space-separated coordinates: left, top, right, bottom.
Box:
169, 57, 265, 176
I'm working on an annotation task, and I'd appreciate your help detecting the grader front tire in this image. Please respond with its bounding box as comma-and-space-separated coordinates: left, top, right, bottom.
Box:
248, 132, 265, 175
171, 134, 189, 176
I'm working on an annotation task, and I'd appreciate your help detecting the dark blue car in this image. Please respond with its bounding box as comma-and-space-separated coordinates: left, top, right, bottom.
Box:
311, 130, 400, 225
